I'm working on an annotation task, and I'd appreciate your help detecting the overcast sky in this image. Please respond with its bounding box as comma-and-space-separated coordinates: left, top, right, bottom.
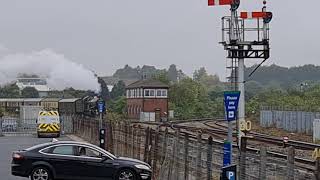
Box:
0, 0, 319, 79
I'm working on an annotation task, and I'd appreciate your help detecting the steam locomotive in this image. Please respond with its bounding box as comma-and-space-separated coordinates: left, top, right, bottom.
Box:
0, 96, 102, 117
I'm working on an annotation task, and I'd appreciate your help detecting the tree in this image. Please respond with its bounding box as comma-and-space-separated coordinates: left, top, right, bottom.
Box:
98, 77, 110, 101
109, 96, 126, 115
193, 67, 221, 90
111, 81, 126, 99
168, 64, 178, 82
153, 71, 170, 85
169, 78, 213, 119
21, 87, 39, 98
0, 84, 20, 98
193, 67, 207, 81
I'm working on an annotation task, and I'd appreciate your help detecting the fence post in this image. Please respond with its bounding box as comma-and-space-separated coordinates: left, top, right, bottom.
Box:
315, 157, 320, 180
153, 127, 160, 179
259, 146, 267, 180
132, 125, 136, 159
124, 123, 129, 156
173, 129, 180, 180
109, 122, 114, 154
168, 129, 178, 180
128, 125, 132, 157
144, 127, 150, 162
206, 136, 213, 180
196, 132, 202, 180
239, 136, 247, 180
137, 125, 142, 160
287, 146, 295, 180
184, 133, 189, 180
147, 129, 153, 165
162, 128, 168, 163
0, 117, 3, 136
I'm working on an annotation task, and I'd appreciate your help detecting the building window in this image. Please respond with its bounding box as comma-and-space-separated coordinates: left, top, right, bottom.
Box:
127, 90, 131, 98
144, 89, 150, 97
155, 89, 168, 98
144, 89, 156, 97
150, 89, 155, 96
162, 90, 168, 97
157, 90, 162, 97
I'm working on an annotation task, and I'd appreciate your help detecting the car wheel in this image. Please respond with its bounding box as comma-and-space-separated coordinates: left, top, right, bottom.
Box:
116, 169, 137, 180
30, 166, 52, 180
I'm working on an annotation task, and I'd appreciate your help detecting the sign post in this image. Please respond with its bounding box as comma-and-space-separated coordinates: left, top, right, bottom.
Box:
223, 91, 240, 166
97, 99, 105, 129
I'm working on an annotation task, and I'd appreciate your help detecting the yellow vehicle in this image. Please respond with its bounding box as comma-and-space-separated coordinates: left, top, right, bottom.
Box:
37, 111, 61, 138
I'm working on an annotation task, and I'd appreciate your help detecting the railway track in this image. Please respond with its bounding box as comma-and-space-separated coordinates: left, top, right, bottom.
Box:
132, 118, 320, 152
132, 119, 316, 171
205, 120, 320, 151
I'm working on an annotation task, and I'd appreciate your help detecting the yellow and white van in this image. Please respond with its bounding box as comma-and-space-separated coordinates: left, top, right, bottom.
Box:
37, 111, 61, 138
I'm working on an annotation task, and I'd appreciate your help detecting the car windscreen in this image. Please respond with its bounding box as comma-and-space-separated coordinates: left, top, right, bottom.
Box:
38, 116, 59, 124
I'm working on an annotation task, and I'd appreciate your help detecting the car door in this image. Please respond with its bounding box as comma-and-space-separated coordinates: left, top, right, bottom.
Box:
42, 145, 84, 180
76, 146, 115, 180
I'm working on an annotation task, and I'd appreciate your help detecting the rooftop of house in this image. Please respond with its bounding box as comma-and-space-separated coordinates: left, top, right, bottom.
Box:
126, 79, 169, 89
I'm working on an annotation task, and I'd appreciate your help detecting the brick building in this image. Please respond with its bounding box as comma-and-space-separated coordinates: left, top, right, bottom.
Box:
126, 79, 169, 121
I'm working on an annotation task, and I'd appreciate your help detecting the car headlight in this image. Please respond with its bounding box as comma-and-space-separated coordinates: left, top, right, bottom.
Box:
134, 164, 151, 170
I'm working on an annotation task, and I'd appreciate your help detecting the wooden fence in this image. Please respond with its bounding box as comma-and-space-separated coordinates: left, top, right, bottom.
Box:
72, 117, 318, 180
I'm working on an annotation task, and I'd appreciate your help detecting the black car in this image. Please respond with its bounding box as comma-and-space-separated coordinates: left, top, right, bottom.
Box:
11, 141, 152, 180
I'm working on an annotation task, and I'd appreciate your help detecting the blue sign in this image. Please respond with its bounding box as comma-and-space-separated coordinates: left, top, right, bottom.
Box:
98, 101, 105, 113
226, 171, 235, 180
221, 165, 237, 180
224, 91, 240, 121
223, 141, 231, 167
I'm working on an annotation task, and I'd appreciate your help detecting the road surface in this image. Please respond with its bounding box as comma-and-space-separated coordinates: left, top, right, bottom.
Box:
0, 135, 71, 180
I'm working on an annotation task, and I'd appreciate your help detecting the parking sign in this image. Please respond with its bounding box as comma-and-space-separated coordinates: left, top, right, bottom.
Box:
224, 91, 240, 121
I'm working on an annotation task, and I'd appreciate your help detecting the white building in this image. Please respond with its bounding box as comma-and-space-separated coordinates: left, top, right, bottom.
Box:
16, 78, 50, 97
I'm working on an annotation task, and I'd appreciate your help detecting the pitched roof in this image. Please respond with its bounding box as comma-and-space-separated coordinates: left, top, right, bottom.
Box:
23, 98, 43, 102
59, 98, 80, 103
41, 98, 62, 102
126, 79, 169, 89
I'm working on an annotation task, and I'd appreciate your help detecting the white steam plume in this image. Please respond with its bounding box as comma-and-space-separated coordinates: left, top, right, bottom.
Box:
0, 49, 100, 91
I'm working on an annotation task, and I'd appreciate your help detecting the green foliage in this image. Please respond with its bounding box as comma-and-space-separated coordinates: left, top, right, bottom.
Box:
108, 96, 126, 115
193, 67, 221, 90
169, 78, 224, 119
98, 77, 110, 101
245, 64, 320, 90
111, 81, 126, 99
21, 87, 39, 98
168, 64, 178, 82
153, 71, 170, 85
48, 88, 90, 98
0, 84, 20, 98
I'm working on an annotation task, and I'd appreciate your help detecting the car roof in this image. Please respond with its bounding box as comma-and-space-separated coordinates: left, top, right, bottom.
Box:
25, 141, 95, 151
52, 141, 95, 146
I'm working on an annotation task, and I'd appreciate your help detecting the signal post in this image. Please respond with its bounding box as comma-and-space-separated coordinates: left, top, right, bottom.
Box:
208, 0, 273, 178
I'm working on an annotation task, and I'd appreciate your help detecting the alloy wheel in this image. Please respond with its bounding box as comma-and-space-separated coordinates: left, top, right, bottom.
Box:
119, 170, 135, 180
32, 168, 49, 180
